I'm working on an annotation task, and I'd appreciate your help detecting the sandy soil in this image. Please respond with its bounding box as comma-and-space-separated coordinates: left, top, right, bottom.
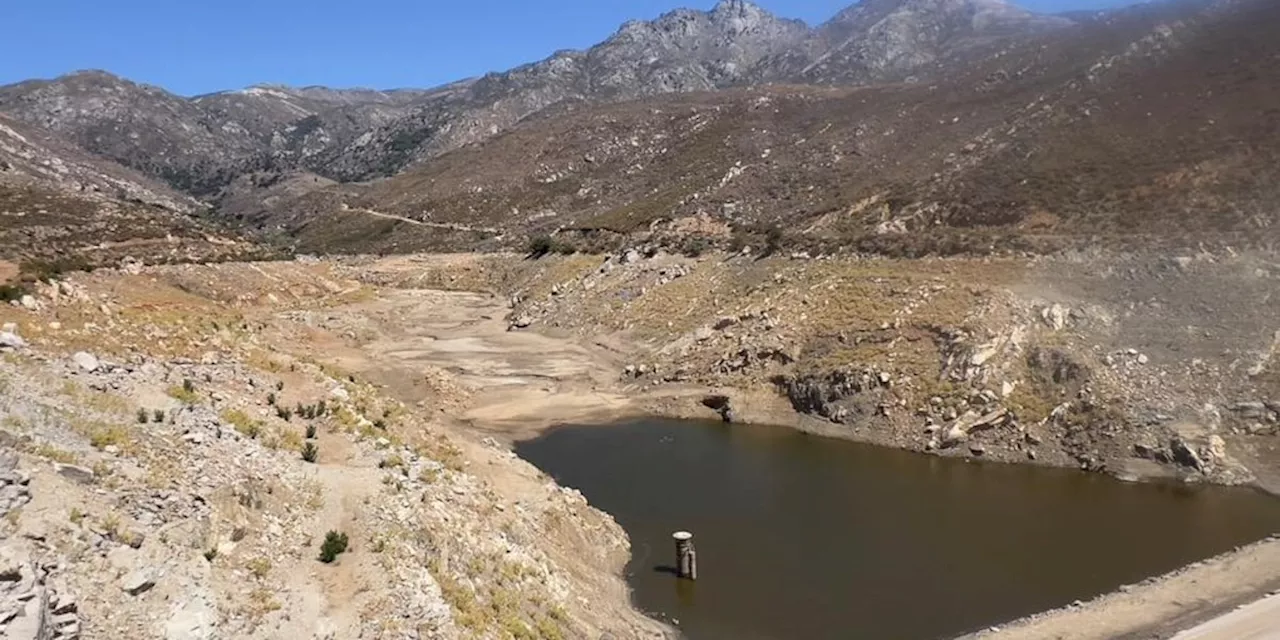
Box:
275, 287, 646, 439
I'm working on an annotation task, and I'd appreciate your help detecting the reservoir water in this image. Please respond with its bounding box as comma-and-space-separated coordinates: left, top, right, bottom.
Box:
515, 418, 1280, 640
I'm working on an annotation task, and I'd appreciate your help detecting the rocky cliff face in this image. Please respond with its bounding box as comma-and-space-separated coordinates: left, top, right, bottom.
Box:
749, 0, 1072, 84
322, 0, 815, 179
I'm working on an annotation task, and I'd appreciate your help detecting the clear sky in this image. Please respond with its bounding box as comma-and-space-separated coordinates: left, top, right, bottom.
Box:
2, 0, 1136, 96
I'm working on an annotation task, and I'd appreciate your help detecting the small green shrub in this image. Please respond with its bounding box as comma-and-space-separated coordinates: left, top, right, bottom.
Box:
301, 442, 318, 463
318, 530, 348, 563
0, 284, 28, 303
168, 380, 200, 404
136, 409, 149, 424
527, 235, 554, 258
267, 392, 276, 406
153, 409, 166, 423
304, 424, 317, 439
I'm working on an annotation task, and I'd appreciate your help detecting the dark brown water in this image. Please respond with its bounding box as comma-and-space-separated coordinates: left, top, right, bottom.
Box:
515, 418, 1280, 640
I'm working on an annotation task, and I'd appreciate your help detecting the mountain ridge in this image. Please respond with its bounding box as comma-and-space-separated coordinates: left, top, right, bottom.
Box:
0, 0, 1075, 192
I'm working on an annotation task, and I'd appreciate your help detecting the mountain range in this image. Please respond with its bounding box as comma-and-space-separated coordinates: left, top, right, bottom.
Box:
0, 0, 1276, 259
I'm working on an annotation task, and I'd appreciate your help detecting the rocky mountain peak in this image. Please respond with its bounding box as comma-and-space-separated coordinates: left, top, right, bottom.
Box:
0, 0, 1084, 190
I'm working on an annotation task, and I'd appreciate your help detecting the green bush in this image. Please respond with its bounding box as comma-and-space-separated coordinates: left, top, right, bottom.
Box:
305, 424, 317, 439
0, 284, 27, 303
318, 530, 348, 563
137, 409, 149, 424
527, 235, 554, 257
301, 442, 318, 463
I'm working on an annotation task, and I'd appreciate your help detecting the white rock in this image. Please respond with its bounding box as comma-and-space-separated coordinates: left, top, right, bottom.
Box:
71, 351, 100, 372
120, 568, 157, 595
1137, 353, 1150, 365
19, 295, 38, 310
328, 386, 350, 402
165, 594, 216, 640
0, 330, 26, 350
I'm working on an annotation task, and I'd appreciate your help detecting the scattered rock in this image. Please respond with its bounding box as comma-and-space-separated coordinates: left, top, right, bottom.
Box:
1040, 304, 1069, 331
71, 352, 100, 373
119, 568, 157, 596
1171, 438, 1205, 472
508, 314, 533, 330
165, 594, 216, 640
52, 464, 95, 486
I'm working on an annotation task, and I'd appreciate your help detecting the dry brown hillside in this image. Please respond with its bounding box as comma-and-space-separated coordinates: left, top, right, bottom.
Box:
251, 0, 1278, 256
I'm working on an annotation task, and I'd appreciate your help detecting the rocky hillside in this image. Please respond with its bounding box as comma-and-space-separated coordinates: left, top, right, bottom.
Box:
259, 0, 1276, 257
0, 73, 440, 196
0, 260, 666, 640
321, 0, 1073, 180
750, 0, 1070, 85
0, 113, 266, 273
0, 0, 1076, 194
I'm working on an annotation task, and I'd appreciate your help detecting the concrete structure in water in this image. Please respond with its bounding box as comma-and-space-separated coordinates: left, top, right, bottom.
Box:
673, 531, 697, 580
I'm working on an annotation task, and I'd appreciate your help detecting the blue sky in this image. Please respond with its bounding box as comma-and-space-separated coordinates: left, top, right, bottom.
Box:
2, 0, 1135, 96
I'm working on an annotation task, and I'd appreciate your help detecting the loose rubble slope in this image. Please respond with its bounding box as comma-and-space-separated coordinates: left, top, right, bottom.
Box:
0, 260, 665, 640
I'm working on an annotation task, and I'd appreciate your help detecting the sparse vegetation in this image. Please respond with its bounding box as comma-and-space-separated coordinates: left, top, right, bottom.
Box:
154, 409, 166, 423
136, 408, 150, 424
318, 530, 349, 563
246, 557, 272, 580
168, 379, 201, 404
222, 409, 263, 439
246, 587, 282, 617
301, 441, 319, 463
0, 283, 28, 303
204, 548, 218, 562
526, 234, 578, 258
304, 423, 317, 439
88, 425, 130, 451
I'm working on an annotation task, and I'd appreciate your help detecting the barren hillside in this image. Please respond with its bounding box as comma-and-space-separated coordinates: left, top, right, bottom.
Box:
259, 0, 1278, 256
